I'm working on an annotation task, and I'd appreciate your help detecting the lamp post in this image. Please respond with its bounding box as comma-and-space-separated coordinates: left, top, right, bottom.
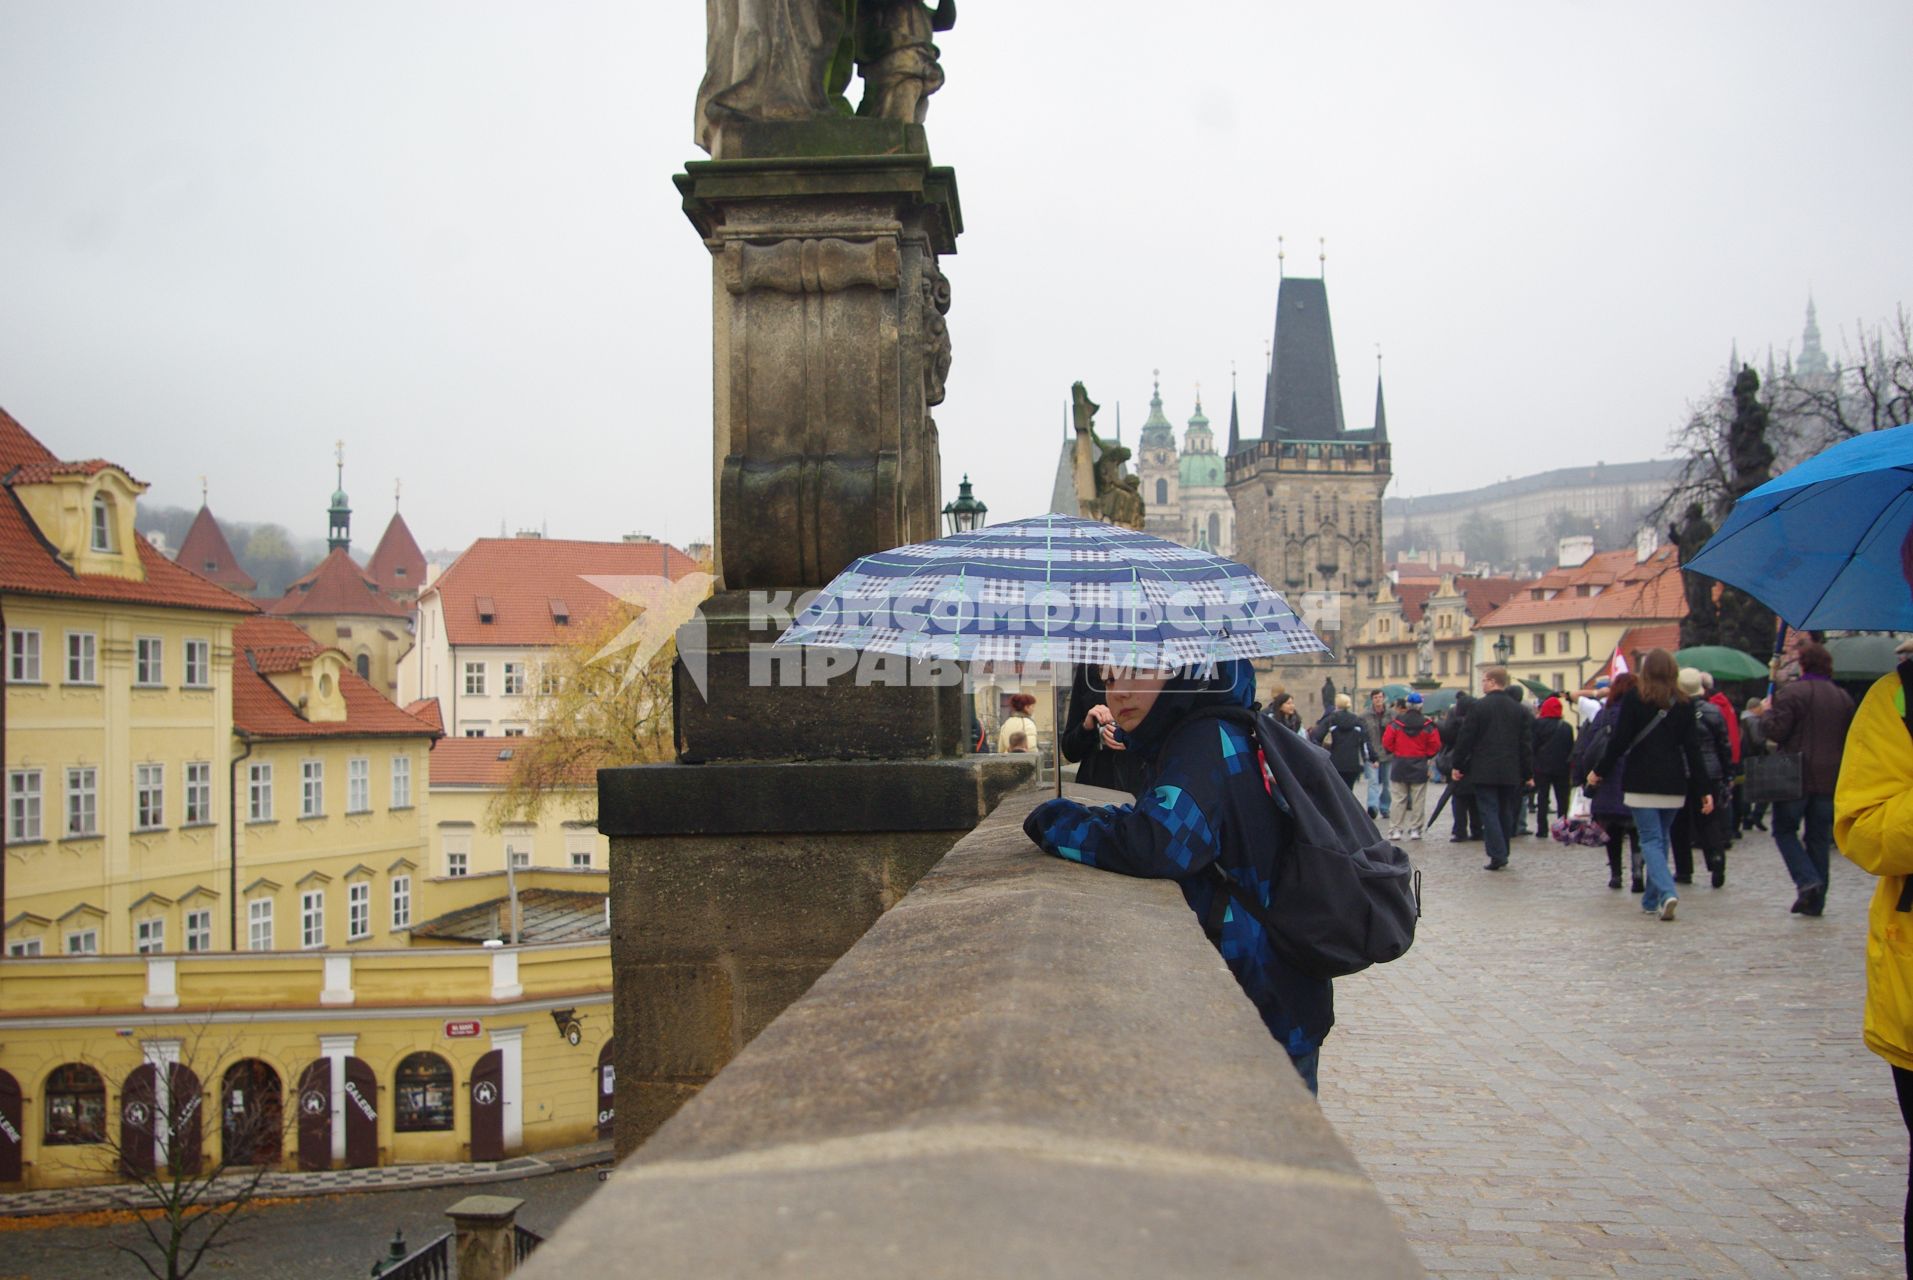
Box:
942, 474, 988, 535
1492, 633, 1514, 667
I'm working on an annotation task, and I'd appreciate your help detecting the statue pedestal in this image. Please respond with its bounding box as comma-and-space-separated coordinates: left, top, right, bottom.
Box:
600, 133, 1029, 1158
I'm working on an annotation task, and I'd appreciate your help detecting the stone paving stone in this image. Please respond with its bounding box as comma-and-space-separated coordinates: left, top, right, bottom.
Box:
1318, 828, 1903, 1278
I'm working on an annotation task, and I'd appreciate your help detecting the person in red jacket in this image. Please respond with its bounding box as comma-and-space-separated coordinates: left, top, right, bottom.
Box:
1382, 693, 1443, 840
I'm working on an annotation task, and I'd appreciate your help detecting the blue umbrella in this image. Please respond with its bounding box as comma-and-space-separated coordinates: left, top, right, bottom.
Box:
1686, 423, 1913, 630
775, 513, 1328, 669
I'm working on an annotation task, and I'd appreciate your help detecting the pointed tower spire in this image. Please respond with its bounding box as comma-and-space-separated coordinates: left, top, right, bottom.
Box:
1227, 366, 1242, 454
1729, 338, 1741, 374
327, 440, 352, 554
1797, 292, 1830, 379
1140, 368, 1176, 451
1372, 349, 1388, 442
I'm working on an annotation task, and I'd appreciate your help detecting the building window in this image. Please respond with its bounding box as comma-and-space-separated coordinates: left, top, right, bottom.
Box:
90, 494, 114, 552
508, 846, 531, 871
503, 727, 526, 738
355, 652, 371, 681
1557, 631, 1571, 655
44, 1063, 107, 1145
9, 628, 41, 681
185, 909, 212, 952
503, 662, 525, 695
10, 769, 43, 841
391, 876, 411, 929
463, 727, 486, 738
447, 850, 468, 878
184, 761, 212, 825
66, 767, 98, 837
136, 917, 165, 954
393, 1053, 455, 1132
8, 938, 42, 957
301, 761, 324, 818
538, 670, 560, 697
248, 898, 273, 951
1531, 633, 1545, 656
348, 882, 370, 940
135, 636, 164, 685
570, 847, 593, 870
135, 763, 165, 830
1154, 478, 1168, 505
65, 632, 97, 684
184, 638, 211, 687
248, 763, 273, 822
464, 662, 487, 696
347, 758, 370, 813
1553, 672, 1566, 692
65, 928, 98, 954
1439, 649, 1450, 677
300, 891, 324, 948
391, 756, 412, 808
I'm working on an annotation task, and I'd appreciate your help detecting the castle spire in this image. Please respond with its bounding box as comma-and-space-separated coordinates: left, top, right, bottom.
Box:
1797, 292, 1830, 379
1227, 367, 1242, 454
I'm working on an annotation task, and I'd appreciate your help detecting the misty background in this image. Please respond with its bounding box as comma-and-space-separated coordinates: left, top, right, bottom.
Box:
2, 1, 1909, 562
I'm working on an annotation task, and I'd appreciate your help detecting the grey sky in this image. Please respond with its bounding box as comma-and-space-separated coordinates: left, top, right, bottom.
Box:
1, 2, 1908, 557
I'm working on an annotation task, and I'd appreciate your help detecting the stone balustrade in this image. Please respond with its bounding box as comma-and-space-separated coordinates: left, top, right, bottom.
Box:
523, 783, 1421, 1278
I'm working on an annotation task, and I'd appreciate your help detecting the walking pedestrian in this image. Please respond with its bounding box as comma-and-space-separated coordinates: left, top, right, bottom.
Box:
1832, 532, 1913, 1272
1443, 692, 1481, 842
1572, 673, 1642, 890
1452, 666, 1533, 871
1310, 693, 1373, 794
1740, 695, 1770, 832
1383, 692, 1442, 840
1587, 648, 1713, 921
1531, 695, 1574, 838
1762, 641, 1856, 916
1362, 689, 1394, 823
1671, 667, 1734, 889
1268, 688, 1303, 733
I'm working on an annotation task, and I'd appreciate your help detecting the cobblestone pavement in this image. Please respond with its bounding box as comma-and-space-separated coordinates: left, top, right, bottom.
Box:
1318, 825, 1905, 1279
0, 1165, 607, 1279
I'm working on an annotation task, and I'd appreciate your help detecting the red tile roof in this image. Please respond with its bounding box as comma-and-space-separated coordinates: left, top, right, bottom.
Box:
175, 505, 257, 594
267, 548, 411, 618
367, 512, 426, 597
429, 537, 701, 646
428, 736, 600, 787
1593, 623, 1684, 679
1391, 575, 1532, 625
0, 411, 258, 616
233, 616, 438, 740
10, 458, 133, 484
1476, 547, 1686, 629
406, 697, 444, 734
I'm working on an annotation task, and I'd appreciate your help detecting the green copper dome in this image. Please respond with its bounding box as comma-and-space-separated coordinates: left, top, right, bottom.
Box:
1178, 452, 1224, 488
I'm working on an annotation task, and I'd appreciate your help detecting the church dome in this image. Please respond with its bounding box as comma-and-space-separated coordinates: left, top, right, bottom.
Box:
1178, 452, 1224, 488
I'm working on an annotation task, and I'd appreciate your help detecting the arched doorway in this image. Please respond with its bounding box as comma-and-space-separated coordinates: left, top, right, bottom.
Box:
595, 1041, 615, 1141
221, 1060, 282, 1166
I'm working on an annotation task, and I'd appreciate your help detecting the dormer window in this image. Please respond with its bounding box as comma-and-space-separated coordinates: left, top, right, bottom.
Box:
549, 598, 569, 626
476, 596, 496, 625
90, 494, 115, 552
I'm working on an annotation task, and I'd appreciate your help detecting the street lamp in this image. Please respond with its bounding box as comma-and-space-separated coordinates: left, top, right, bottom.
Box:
1492, 633, 1514, 666
942, 474, 988, 535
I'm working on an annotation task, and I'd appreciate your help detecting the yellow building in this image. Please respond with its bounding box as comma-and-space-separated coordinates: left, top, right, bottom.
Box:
2, 409, 256, 957
1347, 574, 1530, 693
424, 738, 609, 881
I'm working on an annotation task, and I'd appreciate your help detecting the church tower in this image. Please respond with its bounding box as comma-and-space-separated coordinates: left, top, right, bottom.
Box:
1227, 270, 1392, 701
1795, 294, 1833, 387
1136, 371, 1183, 540
327, 441, 352, 553
1177, 391, 1232, 557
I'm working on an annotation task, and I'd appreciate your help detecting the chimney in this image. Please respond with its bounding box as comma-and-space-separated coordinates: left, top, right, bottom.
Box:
1557, 535, 1594, 569
1635, 525, 1657, 564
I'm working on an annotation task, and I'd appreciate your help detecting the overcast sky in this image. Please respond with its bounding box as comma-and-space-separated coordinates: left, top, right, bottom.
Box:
2, 2, 1908, 557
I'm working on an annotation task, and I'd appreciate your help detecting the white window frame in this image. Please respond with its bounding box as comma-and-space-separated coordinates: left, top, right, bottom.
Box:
184, 761, 212, 825
9, 627, 41, 682
8, 938, 42, 957
65, 631, 97, 684
185, 908, 212, 953
502, 662, 525, 695
391, 875, 412, 929
65, 766, 98, 837
447, 850, 468, 878
538, 670, 560, 697
507, 836, 531, 871
346, 757, 370, 814
347, 881, 370, 940
464, 661, 487, 696
391, 756, 412, 809
183, 638, 211, 688
300, 890, 324, 948
65, 928, 98, 954
247, 898, 274, 951
9, 768, 43, 841
90, 493, 114, 551
248, 762, 274, 821
135, 917, 165, 954
570, 847, 593, 870
301, 760, 324, 818
134, 635, 164, 686
462, 727, 486, 738
135, 763, 165, 830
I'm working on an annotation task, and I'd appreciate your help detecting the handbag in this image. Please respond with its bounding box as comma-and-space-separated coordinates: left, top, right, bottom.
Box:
1743, 750, 1804, 804
1550, 790, 1609, 847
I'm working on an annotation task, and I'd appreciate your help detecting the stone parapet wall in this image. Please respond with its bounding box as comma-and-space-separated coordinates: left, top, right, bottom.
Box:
527, 784, 1422, 1278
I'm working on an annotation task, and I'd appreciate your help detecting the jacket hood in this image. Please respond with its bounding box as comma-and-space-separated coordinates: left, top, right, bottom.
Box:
1123, 659, 1255, 759
1538, 696, 1563, 719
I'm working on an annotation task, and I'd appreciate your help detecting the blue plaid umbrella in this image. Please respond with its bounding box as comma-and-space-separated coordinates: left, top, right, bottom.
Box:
774, 513, 1329, 668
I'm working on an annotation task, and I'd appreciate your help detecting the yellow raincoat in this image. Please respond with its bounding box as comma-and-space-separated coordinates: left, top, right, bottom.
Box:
1834, 669, 1913, 1071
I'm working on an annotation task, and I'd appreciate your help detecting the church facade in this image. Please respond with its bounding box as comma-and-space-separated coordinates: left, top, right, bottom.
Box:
1132, 376, 1235, 556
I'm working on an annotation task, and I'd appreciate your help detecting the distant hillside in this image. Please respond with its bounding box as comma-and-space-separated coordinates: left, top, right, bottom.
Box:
136, 503, 331, 599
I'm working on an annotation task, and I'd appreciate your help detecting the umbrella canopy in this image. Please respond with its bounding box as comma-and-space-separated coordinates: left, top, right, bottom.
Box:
1417, 687, 1460, 716
1516, 677, 1555, 700
1825, 634, 1908, 682
774, 513, 1329, 668
1378, 683, 1414, 703
1686, 422, 1913, 630
1672, 645, 1769, 682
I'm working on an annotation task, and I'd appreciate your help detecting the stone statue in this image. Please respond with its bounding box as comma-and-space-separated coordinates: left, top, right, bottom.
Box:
696, 0, 847, 154
1415, 616, 1435, 678
855, 0, 955, 124
1069, 383, 1100, 520
1321, 677, 1336, 712
1094, 441, 1144, 530
1671, 502, 1718, 647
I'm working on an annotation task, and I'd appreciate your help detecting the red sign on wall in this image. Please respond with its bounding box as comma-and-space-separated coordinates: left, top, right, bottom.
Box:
444, 1020, 483, 1039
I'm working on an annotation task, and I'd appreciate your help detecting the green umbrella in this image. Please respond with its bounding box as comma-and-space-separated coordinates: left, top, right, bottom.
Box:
1417, 687, 1460, 716
1379, 683, 1414, 703
1517, 677, 1554, 700
1673, 645, 1769, 682
1825, 634, 1908, 682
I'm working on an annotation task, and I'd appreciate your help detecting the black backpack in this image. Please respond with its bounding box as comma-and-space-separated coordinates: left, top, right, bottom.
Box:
1174, 706, 1422, 980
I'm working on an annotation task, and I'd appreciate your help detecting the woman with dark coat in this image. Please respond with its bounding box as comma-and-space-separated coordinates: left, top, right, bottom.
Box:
1059, 664, 1149, 795
1589, 649, 1714, 921
1309, 693, 1373, 792
1671, 667, 1735, 888
1572, 673, 1642, 890
1531, 696, 1575, 838
1269, 691, 1303, 732
1442, 693, 1481, 841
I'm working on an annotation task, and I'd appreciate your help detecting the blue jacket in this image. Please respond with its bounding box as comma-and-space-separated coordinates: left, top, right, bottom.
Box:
1023, 663, 1335, 1059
